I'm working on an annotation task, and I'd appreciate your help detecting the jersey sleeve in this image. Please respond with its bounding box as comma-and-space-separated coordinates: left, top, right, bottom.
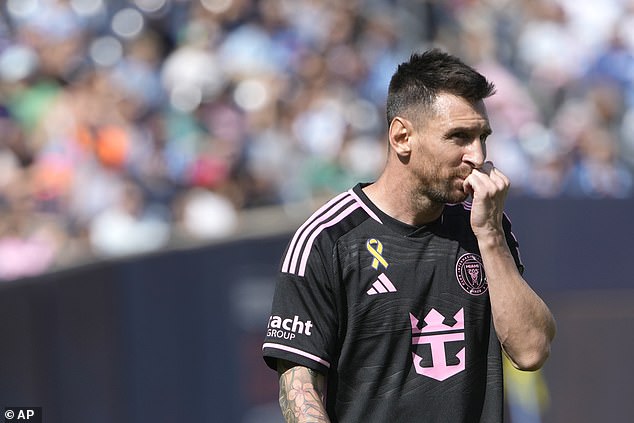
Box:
502, 213, 525, 275
262, 242, 338, 375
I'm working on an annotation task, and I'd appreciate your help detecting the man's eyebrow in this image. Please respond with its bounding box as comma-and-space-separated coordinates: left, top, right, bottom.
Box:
448, 126, 493, 135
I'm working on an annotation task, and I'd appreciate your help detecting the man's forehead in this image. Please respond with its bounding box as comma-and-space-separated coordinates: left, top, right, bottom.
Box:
432, 93, 488, 118
431, 93, 490, 128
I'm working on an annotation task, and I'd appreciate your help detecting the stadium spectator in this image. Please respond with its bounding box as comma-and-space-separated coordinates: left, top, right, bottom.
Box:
0, 0, 633, 279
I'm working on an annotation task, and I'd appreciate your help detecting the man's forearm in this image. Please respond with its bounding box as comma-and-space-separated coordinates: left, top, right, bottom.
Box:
278, 361, 330, 423
478, 232, 556, 370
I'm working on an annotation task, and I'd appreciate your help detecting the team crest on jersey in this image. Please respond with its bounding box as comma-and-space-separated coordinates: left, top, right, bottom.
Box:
455, 253, 488, 295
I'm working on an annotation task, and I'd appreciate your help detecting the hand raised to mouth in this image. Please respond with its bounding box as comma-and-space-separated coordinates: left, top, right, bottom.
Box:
463, 161, 510, 238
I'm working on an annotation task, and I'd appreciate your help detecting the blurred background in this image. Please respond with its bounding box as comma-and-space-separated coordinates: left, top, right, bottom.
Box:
0, 0, 632, 422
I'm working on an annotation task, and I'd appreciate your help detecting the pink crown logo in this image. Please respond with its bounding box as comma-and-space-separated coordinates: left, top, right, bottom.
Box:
410, 308, 464, 334
410, 308, 466, 381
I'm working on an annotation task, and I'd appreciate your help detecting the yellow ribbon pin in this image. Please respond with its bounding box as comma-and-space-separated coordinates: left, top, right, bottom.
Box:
366, 238, 389, 270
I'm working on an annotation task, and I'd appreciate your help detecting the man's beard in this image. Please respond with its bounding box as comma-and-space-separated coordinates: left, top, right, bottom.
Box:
426, 184, 468, 205
420, 170, 469, 205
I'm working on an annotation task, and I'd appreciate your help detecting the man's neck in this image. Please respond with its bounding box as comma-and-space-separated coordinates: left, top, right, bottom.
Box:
362, 175, 444, 227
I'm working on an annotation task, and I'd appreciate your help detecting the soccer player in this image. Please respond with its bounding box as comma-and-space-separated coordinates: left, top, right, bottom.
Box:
262, 49, 556, 422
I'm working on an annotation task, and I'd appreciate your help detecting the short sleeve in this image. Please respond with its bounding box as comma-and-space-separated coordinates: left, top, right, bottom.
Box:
262, 245, 339, 375
502, 213, 525, 275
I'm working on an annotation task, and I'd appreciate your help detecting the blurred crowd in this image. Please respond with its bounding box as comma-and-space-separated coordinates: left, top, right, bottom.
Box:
1, 0, 633, 280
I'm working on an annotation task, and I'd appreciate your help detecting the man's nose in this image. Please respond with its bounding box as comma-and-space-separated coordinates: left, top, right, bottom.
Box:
463, 139, 486, 169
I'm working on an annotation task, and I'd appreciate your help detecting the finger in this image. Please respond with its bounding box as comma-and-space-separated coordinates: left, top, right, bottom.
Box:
467, 167, 504, 197
468, 167, 496, 187
473, 164, 508, 187
463, 176, 474, 196
464, 171, 493, 197
478, 161, 495, 175
489, 167, 510, 188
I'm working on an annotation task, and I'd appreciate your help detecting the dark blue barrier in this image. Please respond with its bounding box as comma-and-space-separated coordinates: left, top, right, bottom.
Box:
0, 235, 288, 422
505, 197, 631, 291
506, 198, 634, 423
0, 199, 632, 422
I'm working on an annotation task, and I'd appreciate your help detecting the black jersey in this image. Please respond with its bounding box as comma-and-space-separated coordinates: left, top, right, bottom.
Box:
263, 183, 524, 422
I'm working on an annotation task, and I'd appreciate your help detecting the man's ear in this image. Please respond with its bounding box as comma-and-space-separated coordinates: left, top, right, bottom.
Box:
388, 117, 413, 157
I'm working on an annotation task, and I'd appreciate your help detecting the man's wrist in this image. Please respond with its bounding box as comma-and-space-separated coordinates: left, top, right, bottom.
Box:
474, 228, 506, 250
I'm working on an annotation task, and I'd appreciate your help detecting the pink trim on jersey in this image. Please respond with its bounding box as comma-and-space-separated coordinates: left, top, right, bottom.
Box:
262, 343, 331, 368
287, 196, 355, 275
281, 187, 387, 276
347, 188, 382, 223
282, 191, 351, 273
297, 202, 361, 276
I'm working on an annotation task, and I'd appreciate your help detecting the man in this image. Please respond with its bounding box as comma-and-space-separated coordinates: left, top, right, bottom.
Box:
262, 49, 556, 422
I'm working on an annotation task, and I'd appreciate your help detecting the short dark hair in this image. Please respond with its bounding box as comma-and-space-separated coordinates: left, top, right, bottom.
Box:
386, 49, 496, 125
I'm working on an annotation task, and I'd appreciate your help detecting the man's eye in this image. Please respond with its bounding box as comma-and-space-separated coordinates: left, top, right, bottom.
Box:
452, 132, 469, 140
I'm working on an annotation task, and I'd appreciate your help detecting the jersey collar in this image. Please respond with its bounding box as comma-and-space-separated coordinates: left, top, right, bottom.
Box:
353, 183, 443, 238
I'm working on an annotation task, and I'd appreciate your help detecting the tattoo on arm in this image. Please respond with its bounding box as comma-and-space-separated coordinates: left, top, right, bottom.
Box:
278, 360, 329, 423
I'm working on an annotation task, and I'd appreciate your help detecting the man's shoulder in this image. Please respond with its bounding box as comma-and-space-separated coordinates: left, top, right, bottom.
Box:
298, 186, 382, 235
281, 187, 380, 276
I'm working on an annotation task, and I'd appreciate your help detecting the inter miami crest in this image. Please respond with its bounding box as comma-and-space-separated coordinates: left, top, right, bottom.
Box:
455, 253, 488, 296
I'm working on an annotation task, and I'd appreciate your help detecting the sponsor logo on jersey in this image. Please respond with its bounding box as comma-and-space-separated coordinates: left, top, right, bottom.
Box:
455, 253, 488, 295
366, 273, 397, 295
266, 315, 313, 340
410, 308, 466, 381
